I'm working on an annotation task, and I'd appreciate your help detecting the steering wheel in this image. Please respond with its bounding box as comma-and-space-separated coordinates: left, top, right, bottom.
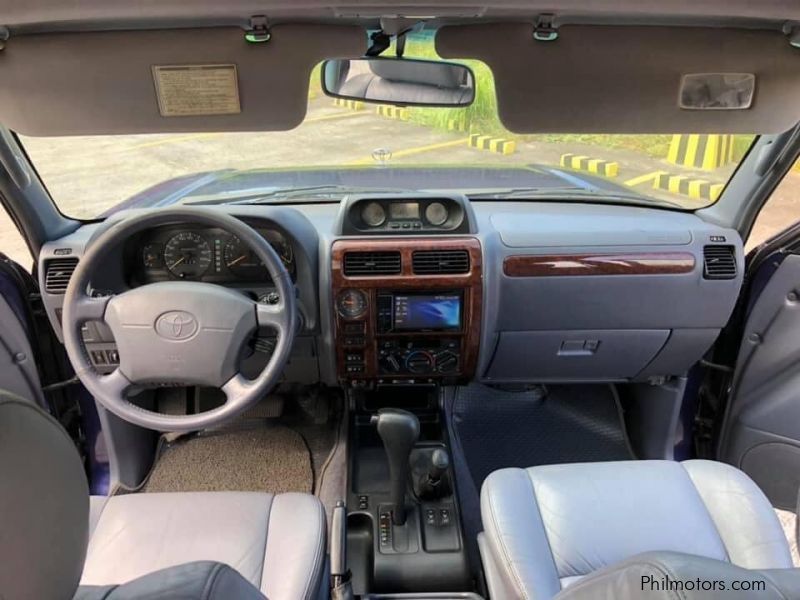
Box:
62, 208, 297, 432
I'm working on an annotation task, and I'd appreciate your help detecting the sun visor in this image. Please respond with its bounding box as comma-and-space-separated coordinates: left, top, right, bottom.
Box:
436, 24, 800, 134
0, 25, 366, 135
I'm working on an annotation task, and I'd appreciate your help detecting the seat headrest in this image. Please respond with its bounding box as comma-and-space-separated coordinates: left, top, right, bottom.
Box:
0, 393, 89, 599
368, 59, 465, 89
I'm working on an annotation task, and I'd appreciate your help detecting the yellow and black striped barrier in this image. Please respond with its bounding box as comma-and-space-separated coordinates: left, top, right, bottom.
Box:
468, 134, 516, 156
667, 135, 735, 171
653, 173, 725, 202
376, 105, 409, 121
559, 153, 619, 178
333, 98, 365, 111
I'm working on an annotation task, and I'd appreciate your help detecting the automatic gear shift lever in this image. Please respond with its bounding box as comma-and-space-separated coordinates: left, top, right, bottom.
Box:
371, 408, 420, 525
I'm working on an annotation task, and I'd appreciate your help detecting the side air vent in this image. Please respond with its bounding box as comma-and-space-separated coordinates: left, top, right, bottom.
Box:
44, 258, 79, 293
412, 250, 470, 275
343, 251, 401, 276
703, 245, 737, 280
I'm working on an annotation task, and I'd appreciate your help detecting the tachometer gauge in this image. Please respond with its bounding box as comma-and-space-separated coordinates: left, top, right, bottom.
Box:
269, 238, 294, 270
223, 236, 268, 279
163, 232, 212, 278
336, 289, 368, 319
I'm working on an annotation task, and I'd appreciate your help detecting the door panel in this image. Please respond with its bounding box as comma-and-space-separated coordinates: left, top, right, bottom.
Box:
720, 254, 800, 510
0, 268, 43, 405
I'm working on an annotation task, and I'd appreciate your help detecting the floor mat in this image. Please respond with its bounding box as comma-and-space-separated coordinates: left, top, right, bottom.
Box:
451, 383, 633, 490
143, 424, 313, 494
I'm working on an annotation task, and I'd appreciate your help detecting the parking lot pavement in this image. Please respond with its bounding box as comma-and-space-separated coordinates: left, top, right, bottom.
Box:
2, 98, 798, 269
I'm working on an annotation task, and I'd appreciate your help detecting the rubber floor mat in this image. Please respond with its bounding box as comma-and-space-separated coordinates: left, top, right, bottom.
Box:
452, 383, 633, 489
143, 424, 313, 494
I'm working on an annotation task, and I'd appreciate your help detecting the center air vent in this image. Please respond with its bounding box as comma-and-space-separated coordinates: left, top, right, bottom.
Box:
412, 250, 470, 275
703, 245, 737, 280
343, 251, 401, 276
44, 258, 79, 293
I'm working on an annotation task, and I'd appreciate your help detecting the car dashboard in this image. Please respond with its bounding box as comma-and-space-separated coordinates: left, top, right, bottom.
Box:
36, 195, 745, 387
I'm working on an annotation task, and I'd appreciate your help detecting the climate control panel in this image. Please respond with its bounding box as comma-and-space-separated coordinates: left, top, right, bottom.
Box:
378, 339, 461, 376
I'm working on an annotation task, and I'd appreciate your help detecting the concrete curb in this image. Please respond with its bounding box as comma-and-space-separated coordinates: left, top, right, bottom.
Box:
560, 153, 619, 178
468, 134, 516, 155
653, 173, 725, 201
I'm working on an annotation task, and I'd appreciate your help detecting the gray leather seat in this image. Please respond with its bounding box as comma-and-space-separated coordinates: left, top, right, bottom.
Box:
83, 491, 327, 598
479, 459, 795, 600
0, 392, 328, 600
339, 60, 473, 105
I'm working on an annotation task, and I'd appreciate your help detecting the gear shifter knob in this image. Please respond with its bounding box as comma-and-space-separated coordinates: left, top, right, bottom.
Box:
429, 448, 450, 483
371, 408, 420, 525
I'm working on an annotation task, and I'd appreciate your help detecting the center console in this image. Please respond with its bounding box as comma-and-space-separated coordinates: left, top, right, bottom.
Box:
331, 238, 482, 386
346, 388, 474, 596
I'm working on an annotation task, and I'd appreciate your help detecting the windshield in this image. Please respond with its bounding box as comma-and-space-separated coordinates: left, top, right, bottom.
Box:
18, 33, 755, 219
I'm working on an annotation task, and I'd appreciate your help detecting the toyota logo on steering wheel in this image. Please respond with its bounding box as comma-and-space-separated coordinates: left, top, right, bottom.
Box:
155, 311, 199, 340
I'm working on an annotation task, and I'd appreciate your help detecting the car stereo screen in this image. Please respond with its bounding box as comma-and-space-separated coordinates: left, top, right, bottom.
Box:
393, 294, 461, 330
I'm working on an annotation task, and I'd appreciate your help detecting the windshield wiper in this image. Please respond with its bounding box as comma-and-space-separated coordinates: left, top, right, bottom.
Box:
466, 187, 684, 209
182, 185, 415, 205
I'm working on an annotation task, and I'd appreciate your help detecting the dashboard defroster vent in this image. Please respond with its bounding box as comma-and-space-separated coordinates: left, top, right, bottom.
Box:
44, 258, 79, 293
412, 250, 470, 275
703, 245, 737, 280
343, 251, 401, 276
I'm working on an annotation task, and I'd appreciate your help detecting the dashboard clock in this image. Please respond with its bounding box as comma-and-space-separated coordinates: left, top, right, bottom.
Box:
337, 289, 368, 319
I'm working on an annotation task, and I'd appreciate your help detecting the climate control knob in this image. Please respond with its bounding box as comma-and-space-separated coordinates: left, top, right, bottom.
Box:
435, 351, 459, 374
405, 351, 434, 374
380, 354, 402, 373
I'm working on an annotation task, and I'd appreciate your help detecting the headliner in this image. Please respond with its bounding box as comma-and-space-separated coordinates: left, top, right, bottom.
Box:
2, 0, 800, 32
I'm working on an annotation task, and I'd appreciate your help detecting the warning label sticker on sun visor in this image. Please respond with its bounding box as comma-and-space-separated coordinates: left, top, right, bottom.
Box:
152, 64, 241, 117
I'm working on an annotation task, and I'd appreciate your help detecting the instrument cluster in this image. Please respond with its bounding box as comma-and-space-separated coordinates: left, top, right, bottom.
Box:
129, 225, 295, 284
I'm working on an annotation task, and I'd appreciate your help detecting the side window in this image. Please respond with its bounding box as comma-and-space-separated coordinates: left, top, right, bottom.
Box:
747, 159, 800, 252
0, 205, 32, 272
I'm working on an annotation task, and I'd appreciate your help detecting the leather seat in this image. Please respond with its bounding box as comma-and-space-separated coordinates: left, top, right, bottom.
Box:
0, 392, 328, 600
83, 491, 327, 599
479, 460, 795, 600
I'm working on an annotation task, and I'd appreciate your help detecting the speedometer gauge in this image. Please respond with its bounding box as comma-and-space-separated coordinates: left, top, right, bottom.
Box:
163, 232, 212, 278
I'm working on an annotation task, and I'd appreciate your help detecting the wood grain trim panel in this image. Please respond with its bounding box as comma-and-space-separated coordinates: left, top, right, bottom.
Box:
503, 252, 696, 277
331, 238, 482, 381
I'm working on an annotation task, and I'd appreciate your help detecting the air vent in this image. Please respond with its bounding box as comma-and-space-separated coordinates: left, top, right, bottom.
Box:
343, 251, 401, 276
44, 258, 78, 293
412, 250, 470, 275
703, 245, 737, 280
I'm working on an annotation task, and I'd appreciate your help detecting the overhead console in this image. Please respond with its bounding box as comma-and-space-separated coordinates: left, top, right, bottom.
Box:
331, 238, 482, 386
337, 194, 474, 236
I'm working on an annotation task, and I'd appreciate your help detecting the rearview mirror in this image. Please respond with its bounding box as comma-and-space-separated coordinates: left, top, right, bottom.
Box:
321, 58, 475, 107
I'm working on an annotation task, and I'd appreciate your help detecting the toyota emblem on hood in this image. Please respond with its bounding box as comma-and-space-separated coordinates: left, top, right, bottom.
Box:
155, 311, 199, 340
